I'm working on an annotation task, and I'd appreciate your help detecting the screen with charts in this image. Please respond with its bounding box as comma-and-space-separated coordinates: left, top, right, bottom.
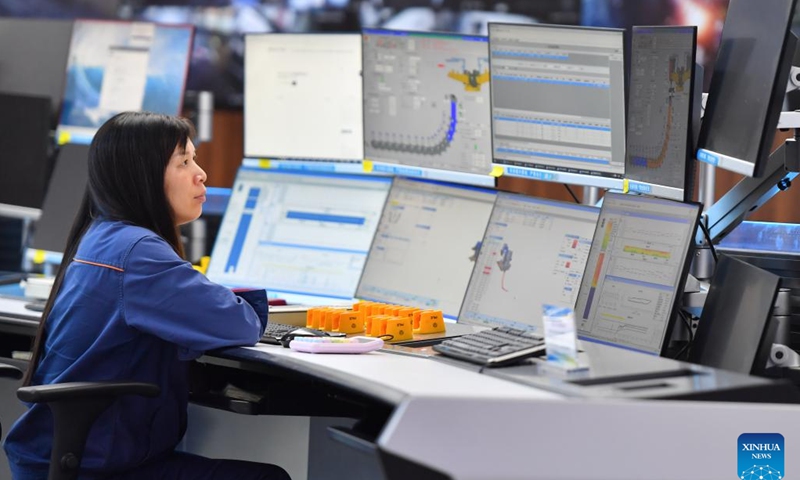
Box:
244, 34, 363, 161
625, 26, 697, 201
206, 168, 392, 305
356, 177, 497, 319
489, 23, 626, 189
574, 193, 700, 355
57, 20, 193, 145
459, 194, 599, 332
362, 29, 494, 185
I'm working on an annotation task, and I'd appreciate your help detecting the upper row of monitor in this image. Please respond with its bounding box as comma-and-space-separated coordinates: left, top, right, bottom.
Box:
245, 0, 797, 199
245, 24, 693, 197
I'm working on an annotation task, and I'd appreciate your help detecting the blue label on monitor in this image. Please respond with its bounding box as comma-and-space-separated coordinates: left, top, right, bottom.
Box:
738, 433, 784, 480
505, 167, 556, 181
274, 162, 338, 172
373, 163, 424, 177
628, 181, 652, 194
697, 149, 719, 166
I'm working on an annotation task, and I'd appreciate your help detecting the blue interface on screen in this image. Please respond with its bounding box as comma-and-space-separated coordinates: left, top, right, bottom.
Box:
206, 167, 392, 305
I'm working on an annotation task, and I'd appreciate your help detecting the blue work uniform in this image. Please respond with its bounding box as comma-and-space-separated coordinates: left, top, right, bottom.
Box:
4, 219, 269, 480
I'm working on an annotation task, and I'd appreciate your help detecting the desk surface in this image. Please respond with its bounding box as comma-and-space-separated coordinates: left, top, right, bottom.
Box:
4, 292, 800, 479
204, 342, 800, 480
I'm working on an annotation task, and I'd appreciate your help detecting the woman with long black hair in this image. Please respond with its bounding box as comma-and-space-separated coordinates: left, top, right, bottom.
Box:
4, 111, 290, 480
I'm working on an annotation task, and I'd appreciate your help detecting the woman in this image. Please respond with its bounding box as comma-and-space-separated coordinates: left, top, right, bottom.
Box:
4, 112, 290, 480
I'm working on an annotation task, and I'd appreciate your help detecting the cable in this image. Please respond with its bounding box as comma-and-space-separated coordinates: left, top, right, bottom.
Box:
673, 310, 694, 360
697, 221, 718, 263
564, 184, 580, 204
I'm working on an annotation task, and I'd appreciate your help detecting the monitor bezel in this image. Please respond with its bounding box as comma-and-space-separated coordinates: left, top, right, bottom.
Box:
243, 32, 365, 163
577, 192, 702, 357
696, 0, 799, 178
205, 165, 394, 301
360, 28, 497, 187
625, 25, 698, 203
55, 18, 194, 145
456, 191, 599, 329
487, 22, 628, 190
354, 175, 498, 319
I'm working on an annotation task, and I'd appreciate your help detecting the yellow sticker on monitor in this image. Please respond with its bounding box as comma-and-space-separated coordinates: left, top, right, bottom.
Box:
362, 160, 374, 173
622, 178, 630, 194
490, 165, 504, 177
32, 250, 46, 264
57, 131, 71, 146
258, 159, 271, 169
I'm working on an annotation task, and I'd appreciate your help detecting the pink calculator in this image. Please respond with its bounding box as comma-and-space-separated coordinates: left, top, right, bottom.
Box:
289, 336, 384, 354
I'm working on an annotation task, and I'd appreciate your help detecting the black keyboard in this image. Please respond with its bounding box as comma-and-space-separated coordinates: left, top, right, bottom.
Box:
260, 322, 298, 345
433, 326, 546, 367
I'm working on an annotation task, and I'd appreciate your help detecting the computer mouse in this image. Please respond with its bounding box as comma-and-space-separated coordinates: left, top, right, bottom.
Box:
280, 327, 339, 348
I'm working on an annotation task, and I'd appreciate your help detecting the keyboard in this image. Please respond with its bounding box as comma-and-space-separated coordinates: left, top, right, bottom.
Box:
260, 322, 299, 345
432, 326, 545, 367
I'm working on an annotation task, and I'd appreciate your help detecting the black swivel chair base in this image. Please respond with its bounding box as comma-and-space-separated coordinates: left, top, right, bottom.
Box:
17, 381, 160, 480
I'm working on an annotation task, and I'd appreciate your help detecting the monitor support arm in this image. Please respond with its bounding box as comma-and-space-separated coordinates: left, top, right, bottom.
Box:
692, 69, 800, 281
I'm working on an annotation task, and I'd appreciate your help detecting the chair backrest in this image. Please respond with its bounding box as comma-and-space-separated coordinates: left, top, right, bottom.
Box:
16, 381, 159, 480
0, 363, 23, 438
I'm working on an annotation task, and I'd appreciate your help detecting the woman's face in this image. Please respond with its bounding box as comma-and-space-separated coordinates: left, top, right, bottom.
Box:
164, 139, 207, 225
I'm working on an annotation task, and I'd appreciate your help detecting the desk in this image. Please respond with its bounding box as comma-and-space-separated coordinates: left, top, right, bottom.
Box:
196, 343, 800, 480
3, 293, 800, 479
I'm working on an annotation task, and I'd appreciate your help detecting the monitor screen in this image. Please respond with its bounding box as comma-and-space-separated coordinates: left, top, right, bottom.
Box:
689, 254, 781, 375
31, 144, 91, 254
356, 177, 497, 318
0, 93, 52, 211
0, 18, 72, 123
206, 168, 392, 305
489, 23, 626, 189
625, 26, 697, 202
574, 192, 700, 355
696, 0, 798, 177
459, 193, 599, 332
57, 19, 194, 145
362, 29, 494, 186
244, 33, 363, 162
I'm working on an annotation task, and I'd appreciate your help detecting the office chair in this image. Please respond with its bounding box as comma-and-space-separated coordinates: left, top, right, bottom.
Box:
16, 381, 160, 480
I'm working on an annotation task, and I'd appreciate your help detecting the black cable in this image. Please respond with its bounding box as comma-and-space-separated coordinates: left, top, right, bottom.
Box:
697, 221, 718, 263
564, 184, 580, 204
673, 310, 694, 360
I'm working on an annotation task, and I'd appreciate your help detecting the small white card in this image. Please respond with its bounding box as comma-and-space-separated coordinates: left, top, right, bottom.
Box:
542, 305, 583, 371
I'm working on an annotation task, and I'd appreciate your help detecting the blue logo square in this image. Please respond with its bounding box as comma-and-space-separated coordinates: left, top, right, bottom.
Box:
738, 433, 784, 479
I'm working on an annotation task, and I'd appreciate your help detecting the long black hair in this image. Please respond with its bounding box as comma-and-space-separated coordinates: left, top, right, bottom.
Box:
23, 111, 197, 386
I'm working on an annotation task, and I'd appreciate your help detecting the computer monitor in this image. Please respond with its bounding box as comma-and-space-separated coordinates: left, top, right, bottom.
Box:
0, 18, 73, 123
57, 20, 194, 145
0, 93, 52, 213
362, 29, 494, 187
696, 0, 798, 177
574, 192, 700, 355
689, 254, 781, 375
625, 26, 698, 202
244, 33, 363, 162
355, 177, 497, 318
31, 144, 91, 254
205, 168, 392, 305
489, 23, 626, 189
458, 193, 599, 332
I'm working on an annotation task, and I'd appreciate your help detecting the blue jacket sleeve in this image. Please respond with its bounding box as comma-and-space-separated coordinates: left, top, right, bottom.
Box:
122, 235, 268, 359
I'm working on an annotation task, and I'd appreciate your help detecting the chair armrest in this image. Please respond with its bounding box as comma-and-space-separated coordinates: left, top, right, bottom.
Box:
0, 363, 23, 380
17, 382, 160, 403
